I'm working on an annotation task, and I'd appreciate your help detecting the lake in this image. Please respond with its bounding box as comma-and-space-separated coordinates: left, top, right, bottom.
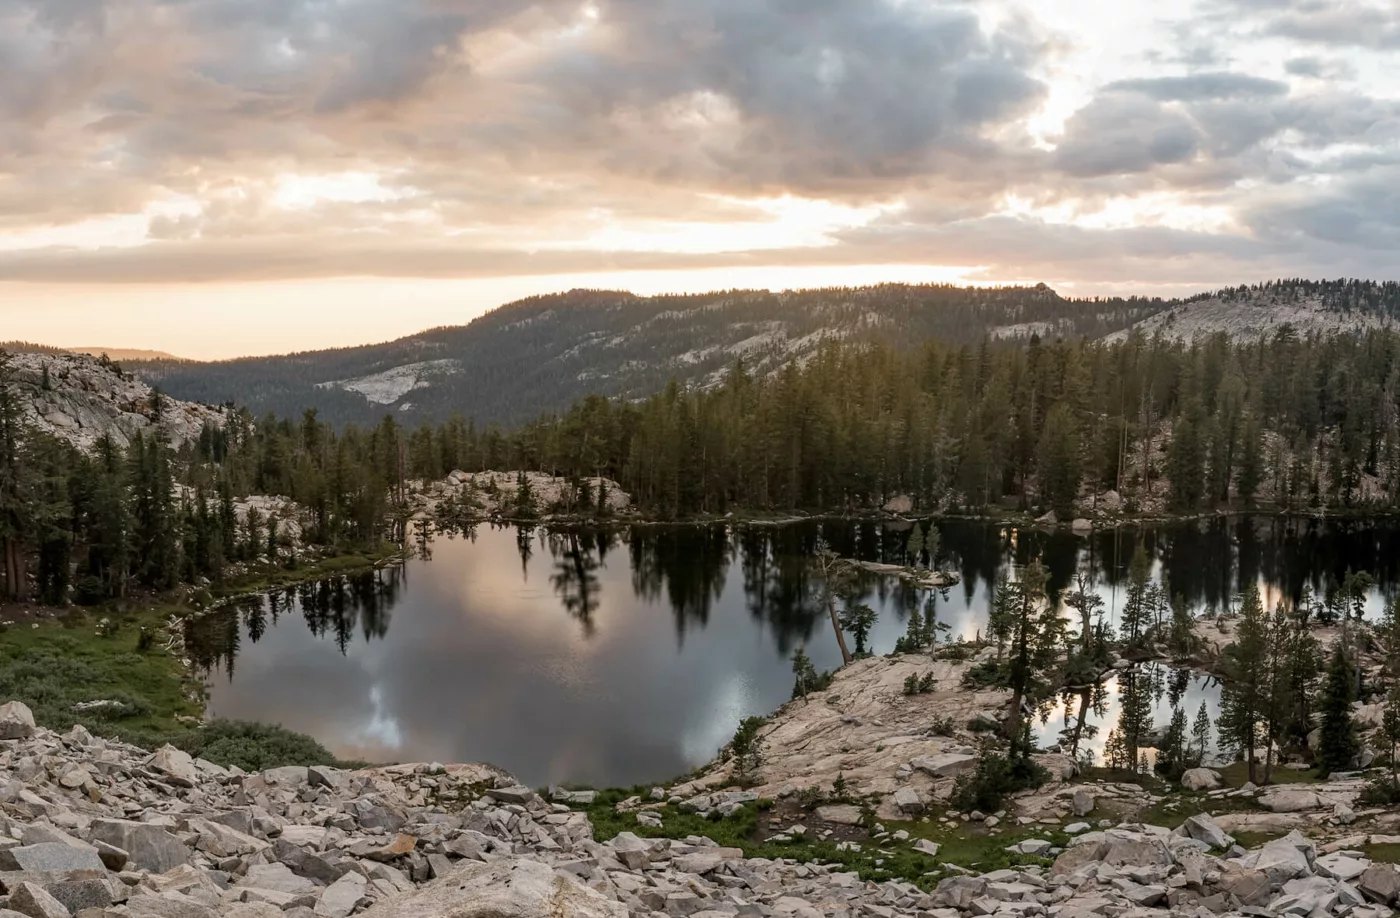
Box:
187, 516, 1400, 787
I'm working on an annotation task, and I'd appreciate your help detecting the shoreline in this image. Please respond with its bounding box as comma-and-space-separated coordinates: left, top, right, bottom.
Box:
3, 508, 1393, 793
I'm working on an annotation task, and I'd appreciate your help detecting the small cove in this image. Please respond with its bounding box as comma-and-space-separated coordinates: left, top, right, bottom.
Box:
187, 517, 1400, 787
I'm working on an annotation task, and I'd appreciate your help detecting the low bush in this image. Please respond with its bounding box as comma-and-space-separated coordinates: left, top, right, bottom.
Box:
950, 742, 1048, 813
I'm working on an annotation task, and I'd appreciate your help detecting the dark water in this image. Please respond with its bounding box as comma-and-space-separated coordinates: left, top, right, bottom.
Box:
189, 517, 1400, 787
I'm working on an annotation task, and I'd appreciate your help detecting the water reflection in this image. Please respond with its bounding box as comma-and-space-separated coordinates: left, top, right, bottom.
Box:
1035, 664, 1227, 769
190, 517, 1400, 787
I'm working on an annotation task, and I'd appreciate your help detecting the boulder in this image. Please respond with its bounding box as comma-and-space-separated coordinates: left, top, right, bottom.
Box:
1178, 813, 1232, 849
488, 786, 536, 805
1180, 768, 1222, 791
7, 881, 69, 918
237, 863, 319, 897
1359, 864, 1400, 904
88, 819, 191, 873
147, 745, 199, 787
8, 842, 105, 874
307, 766, 345, 789
910, 753, 977, 778
1071, 788, 1095, 817
355, 857, 629, 918
814, 805, 863, 826
125, 895, 220, 918
1216, 867, 1274, 906
1317, 853, 1370, 882
1240, 834, 1314, 884
313, 872, 367, 918
672, 848, 743, 875
183, 818, 268, 857
0, 702, 35, 741
892, 787, 925, 814
1260, 787, 1324, 813
1102, 834, 1171, 867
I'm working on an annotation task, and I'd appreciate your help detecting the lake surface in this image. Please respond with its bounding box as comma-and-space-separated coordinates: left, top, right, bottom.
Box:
188, 517, 1400, 787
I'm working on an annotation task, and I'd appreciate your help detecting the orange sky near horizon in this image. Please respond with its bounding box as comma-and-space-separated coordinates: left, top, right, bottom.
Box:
2, 264, 1025, 359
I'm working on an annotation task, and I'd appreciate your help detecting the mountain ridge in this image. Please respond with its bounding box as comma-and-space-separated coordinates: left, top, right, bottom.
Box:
129, 278, 1399, 428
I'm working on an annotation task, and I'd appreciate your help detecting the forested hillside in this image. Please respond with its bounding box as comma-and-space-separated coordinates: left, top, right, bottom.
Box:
133, 283, 1171, 427
458, 325, 1400, 517
5, 320, 1400, 605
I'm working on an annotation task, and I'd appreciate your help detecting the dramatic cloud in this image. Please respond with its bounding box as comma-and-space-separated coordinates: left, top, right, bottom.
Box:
1, 0, 1399, 330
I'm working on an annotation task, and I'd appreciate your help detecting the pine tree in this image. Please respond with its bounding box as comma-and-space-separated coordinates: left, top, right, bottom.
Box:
1002, 560, 1062, 742
1217, 584, 1269, 783
1156, 706, 1190, 780
906, 523, 924, 567
1064, 571, 1104, 655
791, 647, 817, 701
1237, 414, 1264, 506
1036, 404, 1082, 515
1117, 670, 1155, 771
839, 603, 878, 656
1120, 542, 1153, 646
1191, 702, 1213, 767
896, 601, 926, 654
1316, 646, 1360, 776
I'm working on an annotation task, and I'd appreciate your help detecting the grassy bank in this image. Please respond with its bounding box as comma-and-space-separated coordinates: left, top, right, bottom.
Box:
573, 789, 1078, 889
0, 543, 402, 770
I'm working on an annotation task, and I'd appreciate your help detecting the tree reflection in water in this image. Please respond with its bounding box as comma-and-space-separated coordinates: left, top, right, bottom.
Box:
187, 517, 1400, 691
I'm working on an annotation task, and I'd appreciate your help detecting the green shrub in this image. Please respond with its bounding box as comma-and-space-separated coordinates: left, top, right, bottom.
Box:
1360, 774, 1400, 806
929, 716, 956, 736
173, 720, 342, 771
950, 743, 1048, 813
727, 716, 766, 782
960, 659, 1004, 689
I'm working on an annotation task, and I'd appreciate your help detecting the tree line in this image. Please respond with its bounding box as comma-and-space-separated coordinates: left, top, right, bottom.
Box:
487, 324, 1400, 518
7, 319, 1400, 603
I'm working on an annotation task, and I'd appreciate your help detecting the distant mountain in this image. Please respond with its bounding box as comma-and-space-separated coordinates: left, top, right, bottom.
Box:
70, 347, 184, 361
1103, 279, 1400, 344
131, 279, 1400, 428
0, 342, 184, 361
131, 283, 1169, 427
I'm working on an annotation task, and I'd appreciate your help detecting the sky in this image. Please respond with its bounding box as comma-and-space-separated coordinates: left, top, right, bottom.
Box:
2, 0, 1399, 359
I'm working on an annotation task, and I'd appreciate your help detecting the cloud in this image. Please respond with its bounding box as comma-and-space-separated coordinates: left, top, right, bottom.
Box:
1, 0, 1399, 295
1265, 2, 1400, 49
1103, 72, 1289, 101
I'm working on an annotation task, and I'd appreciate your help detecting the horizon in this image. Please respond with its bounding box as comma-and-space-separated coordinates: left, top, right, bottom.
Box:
5, 0, 1399, 358
8, 272, 1261, 361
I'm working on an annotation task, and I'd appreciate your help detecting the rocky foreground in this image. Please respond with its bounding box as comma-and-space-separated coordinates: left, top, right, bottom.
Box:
4, 699, 1400, 918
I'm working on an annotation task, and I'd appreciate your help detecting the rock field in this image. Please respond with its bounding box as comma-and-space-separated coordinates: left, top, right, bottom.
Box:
4, 697, 1400, 918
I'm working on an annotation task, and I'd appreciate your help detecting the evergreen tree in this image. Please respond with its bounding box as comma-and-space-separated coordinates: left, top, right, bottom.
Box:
1120, 542, 1153, 646
1237, 414, 1264, 506
1036, 403, 1081, 515
1316, 646, 1360, 776
838, 603, 879, 656
1217, 585, 1269, 783
1191, 702, 1213, 767
906, 523, 924, 567
1156, 706, 1190, 780
1117, 670, 1154, 771
790, 647, 818, 701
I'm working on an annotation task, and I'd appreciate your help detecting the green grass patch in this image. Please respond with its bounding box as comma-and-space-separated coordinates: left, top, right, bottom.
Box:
0, 608, 197, 737
0, 610, 350, 771
575, 790, 1066, 889
1218, 762, 1320, 786
1364, 844, 1400, 864
1232, 830, 1288, 849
